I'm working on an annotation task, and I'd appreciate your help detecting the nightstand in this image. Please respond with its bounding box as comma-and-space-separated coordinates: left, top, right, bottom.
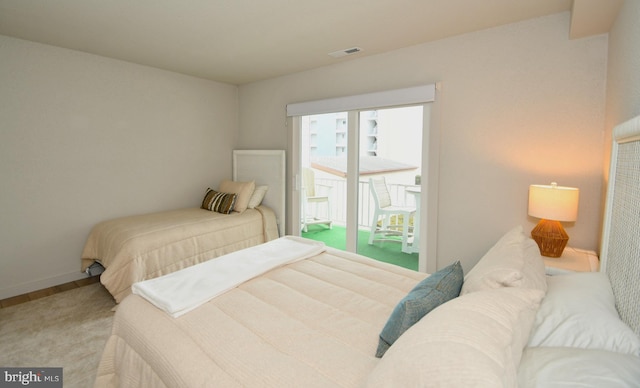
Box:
544, 247, 600, 275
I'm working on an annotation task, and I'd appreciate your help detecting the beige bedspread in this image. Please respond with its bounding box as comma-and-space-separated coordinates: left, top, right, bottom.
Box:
82, 206, 278, 303
94, 247, 426, 387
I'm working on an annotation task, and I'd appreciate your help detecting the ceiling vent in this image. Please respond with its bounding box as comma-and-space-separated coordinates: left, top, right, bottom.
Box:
328, 47, 363, 58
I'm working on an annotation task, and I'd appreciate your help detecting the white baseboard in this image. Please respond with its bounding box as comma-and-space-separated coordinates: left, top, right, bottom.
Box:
0, 271, 91, 300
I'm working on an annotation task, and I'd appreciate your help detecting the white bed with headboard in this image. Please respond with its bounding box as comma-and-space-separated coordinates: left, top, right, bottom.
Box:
81, 153, 284, 303
517, 114, 640, 386
600, 114, 640, 336
94, 118, 640, 387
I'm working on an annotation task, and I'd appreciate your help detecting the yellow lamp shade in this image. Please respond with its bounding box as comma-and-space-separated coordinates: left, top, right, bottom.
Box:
528, 183, 579, 222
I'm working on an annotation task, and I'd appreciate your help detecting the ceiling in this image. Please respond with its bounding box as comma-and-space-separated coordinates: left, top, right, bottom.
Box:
0, 0, 623, 85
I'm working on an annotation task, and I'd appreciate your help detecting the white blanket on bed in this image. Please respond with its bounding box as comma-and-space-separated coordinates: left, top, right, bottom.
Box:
131, 236, 326, 317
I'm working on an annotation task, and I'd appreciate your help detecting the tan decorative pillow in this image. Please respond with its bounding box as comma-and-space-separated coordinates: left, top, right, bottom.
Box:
219, 180, 255, 213
201, 188, 237, 214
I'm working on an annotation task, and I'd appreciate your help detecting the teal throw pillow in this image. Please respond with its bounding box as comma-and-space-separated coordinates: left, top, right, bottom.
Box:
376, 261, 463, 357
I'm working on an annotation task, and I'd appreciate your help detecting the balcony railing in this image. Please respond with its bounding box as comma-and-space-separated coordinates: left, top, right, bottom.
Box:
311, 177, 417, 229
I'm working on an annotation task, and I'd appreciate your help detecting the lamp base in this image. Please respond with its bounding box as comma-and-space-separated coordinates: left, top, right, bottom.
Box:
531, 219, 568, 258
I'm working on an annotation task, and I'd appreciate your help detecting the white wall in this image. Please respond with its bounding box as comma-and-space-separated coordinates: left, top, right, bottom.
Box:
0, 35, 238, 299
238, 12, 608, 273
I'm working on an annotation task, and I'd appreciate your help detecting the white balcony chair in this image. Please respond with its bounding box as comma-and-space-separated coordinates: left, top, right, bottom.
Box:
368, 177, 415, 253
301, 168, 333, 232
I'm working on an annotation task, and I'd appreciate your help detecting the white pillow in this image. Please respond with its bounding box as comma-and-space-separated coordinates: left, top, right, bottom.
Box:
462, 226, 547, 294
518, 347, 640, 388
247, 185, 268, 209
527, 272, 640, 356
366, 287, 545, 388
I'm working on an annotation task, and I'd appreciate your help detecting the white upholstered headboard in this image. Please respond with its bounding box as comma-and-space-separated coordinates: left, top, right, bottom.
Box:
600, 115, 640, 336
232, 150, 286, 237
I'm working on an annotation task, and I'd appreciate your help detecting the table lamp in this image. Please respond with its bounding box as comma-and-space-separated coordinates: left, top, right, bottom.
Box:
528, 182, 579, 258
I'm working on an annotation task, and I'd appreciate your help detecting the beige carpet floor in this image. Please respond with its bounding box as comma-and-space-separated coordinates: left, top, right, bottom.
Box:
0, 283, 115, 388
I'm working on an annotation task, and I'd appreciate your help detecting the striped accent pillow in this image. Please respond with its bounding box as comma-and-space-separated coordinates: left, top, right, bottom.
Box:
201, 188, 237, 214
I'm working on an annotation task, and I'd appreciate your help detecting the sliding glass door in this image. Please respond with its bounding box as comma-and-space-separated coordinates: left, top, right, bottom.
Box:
287, 84, 438, 273
298, 106, 424, 270
357, 107, 423, 270
299, 112, 348, 249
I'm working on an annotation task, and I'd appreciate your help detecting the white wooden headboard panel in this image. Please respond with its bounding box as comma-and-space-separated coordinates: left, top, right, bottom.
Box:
600, 115, 640, 336
233, 150, 286, 237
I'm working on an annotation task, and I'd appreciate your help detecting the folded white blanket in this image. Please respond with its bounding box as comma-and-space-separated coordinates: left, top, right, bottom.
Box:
131, 236, 326, 317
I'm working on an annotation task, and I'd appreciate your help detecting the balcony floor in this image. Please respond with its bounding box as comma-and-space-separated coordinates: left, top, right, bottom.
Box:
301, 224, 418, 271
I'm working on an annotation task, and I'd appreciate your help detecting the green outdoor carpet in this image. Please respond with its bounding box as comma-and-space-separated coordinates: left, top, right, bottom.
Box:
302, 224, 418, 271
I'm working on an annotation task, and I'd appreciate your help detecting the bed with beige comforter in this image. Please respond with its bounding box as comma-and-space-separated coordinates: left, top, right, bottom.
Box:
81, 205, 278, 303
94, 239, 426, 387
93, 226, 640, 387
